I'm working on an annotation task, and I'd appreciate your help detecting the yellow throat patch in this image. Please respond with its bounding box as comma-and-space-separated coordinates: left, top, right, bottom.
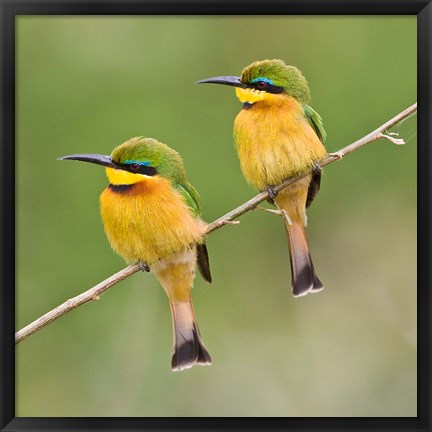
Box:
235, 87, 286, 106
106, 167, 153, 185
235, 87, 266, 104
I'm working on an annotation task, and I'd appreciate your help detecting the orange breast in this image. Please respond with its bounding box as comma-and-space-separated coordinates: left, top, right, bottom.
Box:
99, 177, 206, 265
234, 95, 327, 190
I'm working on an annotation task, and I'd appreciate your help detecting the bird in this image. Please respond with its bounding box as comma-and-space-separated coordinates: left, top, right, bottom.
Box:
59, 136, 212, 371
197, 59, 327, 297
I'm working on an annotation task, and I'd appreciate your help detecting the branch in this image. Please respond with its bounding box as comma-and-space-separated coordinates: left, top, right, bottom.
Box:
15, 103, 417, 344
206, 102, 416, 233
15, 265, 140, 344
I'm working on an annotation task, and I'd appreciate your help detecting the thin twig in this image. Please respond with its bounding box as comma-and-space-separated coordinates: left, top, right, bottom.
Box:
15, 103, 417, 344
15, 265, 140, 344
207, 102, 416, 232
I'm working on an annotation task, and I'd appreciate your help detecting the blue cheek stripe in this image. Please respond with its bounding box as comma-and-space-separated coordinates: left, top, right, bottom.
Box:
251, 77, 274, 85
124, 160, 151, 166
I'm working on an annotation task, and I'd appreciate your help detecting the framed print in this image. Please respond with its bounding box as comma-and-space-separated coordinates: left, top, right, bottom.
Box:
1, 1, 431, 431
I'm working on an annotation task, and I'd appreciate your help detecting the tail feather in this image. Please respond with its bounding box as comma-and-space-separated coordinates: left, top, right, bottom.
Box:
286, 222, 324, 297
170, 301, 212, 371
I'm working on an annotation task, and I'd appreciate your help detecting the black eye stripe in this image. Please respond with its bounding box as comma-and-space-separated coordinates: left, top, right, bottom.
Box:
250, 82, 285, 94
121, 164, 158, 176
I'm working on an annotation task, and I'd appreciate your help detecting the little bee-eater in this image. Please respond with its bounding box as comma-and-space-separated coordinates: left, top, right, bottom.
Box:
60, 137, 212, 371
197, 59, 327, 297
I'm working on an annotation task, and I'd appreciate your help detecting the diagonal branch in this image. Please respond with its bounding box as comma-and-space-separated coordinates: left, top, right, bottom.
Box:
15, 102, 417, 344
206, 102, 416, 233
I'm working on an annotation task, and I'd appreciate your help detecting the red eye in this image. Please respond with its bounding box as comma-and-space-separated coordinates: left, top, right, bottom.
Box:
130, 163, 140, 171
257, 80, 268, 89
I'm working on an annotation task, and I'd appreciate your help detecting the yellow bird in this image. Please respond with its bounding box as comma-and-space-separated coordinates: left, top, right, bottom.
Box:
60, 137, 212, 371
198, 59, 327, 297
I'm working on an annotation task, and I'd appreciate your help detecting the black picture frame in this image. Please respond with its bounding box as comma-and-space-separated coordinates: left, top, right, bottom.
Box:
1, 1, 431, 431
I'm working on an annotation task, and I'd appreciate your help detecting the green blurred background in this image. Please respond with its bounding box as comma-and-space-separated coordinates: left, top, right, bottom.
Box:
16, 16, 417, 417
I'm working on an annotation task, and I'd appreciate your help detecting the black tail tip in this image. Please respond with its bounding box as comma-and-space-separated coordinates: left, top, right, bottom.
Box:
292, 269, 324, 298
171, 337, 212, 372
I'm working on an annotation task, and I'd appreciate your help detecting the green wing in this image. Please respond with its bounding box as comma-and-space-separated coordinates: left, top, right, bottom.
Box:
303, 104, 327, 208
174, 181, 212, 283
175, 181, 201, 217
304, 104, 327, 144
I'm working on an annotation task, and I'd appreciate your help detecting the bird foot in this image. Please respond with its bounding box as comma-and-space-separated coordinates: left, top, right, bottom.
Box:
138, 261, 151, 272
255, 206, 293, 225
266, 185, 278, 203
312, 161, 323, 174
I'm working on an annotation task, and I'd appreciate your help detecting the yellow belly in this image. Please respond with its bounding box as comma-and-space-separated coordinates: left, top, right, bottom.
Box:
151, 248, 197, 302
100, 178, 206, 265
233, 95, 327, 190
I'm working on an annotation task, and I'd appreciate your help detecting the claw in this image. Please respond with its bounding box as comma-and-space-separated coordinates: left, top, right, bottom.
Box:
139, 261, 151, 272
312, 161, 323, 174
267, 185, 278, 202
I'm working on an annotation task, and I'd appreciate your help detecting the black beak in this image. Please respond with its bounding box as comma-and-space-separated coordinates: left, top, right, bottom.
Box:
58, 154, 118, 169
196, 76, 246, 88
